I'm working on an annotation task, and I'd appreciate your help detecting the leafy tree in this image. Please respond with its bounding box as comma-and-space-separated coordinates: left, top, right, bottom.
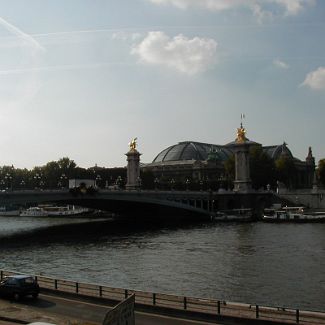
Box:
318, 159, 325, 187
275, 156, 296, 188
140, 170, 155, 189
224, 154, 235, 182
249, 145, 276, 189
42, 161, 61, 188
57, 157, 77, 177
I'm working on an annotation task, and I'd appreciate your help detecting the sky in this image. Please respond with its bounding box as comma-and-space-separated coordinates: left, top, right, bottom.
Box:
0, 0, 324, 169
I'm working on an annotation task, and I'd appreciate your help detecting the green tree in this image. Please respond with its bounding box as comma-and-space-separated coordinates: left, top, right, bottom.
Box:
57, 157, 77, 177
249, 146, 276, 189
318, 159, 325, 187
42, 161, 61, 188
275, 156, 296, 188
140, 170, 155, 189
224, 154, 235, 181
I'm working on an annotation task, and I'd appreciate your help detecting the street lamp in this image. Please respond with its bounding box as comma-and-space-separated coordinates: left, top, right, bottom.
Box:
39, 180, 45, 190
116, 176, 123, 189
4, 173, 13, 191
137, 176, 142, 190
154, 177, 159, 190
34, 173, 41, 189
206, 176, 210, 191
170, 178, 175, 191
20, 180, 26, 190
95, 174, 102, 188
199, 179, 204, 191
185, 178, 190, 191
60, 173, 68, 189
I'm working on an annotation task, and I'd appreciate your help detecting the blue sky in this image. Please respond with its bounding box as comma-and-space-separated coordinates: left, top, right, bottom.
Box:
0, 0, 324, 168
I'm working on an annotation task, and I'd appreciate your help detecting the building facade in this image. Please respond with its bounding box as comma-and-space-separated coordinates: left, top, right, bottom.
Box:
142, 139, 315, 190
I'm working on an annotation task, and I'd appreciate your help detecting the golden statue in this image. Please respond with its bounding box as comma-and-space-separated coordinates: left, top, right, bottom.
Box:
236, 124, 247, 143
129, 137, 138, 151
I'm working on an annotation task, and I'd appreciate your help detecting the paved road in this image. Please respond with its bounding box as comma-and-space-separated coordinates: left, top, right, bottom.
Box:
0, 293, 230, 325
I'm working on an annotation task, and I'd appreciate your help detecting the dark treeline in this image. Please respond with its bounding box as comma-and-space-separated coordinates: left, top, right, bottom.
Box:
0, 157, 126, 190
0, 154, 324, 191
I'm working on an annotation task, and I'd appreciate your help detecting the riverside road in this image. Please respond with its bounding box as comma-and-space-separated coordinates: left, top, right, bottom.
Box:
0, 293, 242, 325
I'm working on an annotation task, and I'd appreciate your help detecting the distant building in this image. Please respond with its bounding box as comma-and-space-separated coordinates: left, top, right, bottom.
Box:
142, 140, 315, 189
69, 179, 95, 189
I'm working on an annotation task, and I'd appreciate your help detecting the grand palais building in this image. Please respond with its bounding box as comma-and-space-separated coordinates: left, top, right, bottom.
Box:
142, 138, 315, 189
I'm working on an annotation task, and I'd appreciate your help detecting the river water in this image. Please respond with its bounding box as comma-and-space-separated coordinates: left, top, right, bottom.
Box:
0, 216, 324, 311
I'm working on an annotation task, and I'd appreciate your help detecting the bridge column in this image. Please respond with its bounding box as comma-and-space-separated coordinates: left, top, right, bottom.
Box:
126, 138, 142, 190
228, 122, 257, 192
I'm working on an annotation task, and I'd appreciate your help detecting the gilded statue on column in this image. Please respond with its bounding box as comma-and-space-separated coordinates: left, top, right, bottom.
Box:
129, 137, 138, 151
236, 125, 247, 143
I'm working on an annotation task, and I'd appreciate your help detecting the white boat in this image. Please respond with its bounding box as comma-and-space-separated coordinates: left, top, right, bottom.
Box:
20, 207, 49, 217
263, 206, 325, 223
42, 205, 90, 217
213, 208, 253, 222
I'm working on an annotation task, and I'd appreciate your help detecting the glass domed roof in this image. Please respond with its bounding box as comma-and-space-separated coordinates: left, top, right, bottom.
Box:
153, 141, 233, 163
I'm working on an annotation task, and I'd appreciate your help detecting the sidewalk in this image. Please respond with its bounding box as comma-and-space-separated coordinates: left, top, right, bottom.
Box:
0, 298, 89, 325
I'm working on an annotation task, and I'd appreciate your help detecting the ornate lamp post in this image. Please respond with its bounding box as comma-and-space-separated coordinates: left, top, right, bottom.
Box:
60, 173, 68, 189
170, 178, 175, 191
4, 173, 13, 191
185, 178, 190, 191
206, 176, 210, 191
154, 177, 159, 190
137, 176, 142, 190
34, 173, 41, 189
199, 179, 204, 191
116, 176, 123, 189
95, 174, 102, 188
20, 180, 26, 190
39, 180, 45, 190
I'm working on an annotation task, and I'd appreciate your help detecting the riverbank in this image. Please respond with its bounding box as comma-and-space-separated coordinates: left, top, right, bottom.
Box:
1, 270, 325, 325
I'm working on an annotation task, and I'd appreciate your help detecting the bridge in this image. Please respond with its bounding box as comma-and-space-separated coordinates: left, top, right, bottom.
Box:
0, 188, 279, 220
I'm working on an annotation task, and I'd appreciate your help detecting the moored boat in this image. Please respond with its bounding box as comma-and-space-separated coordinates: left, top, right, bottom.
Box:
213, 208, 253, 222
19, 205, 91, 217
20, 207, 48, 217
263, 206, 325, 223
42, 205, 90, 217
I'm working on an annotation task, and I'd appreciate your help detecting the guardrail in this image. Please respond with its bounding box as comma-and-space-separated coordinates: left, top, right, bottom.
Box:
1, 270, 324, 324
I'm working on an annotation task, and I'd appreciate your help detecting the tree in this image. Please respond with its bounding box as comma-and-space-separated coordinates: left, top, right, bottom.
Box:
57, 157, 77, 177
249, 146, 276, 190
318, 159, 325, 187
224, 155, 235, 180
42, 161, 61, 188
140, 170, 155, 189
275, 156, 296, 188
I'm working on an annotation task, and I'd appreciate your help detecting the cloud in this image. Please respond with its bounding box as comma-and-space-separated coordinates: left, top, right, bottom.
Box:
302, 67, 325, 90
273, 59, 289, 69
131, 31, 218, 75
0, 16, 45, 111
274, 0, 315, 15
147, 0, 315, 19
112, 31, 142, 41
0, 16, 45, 52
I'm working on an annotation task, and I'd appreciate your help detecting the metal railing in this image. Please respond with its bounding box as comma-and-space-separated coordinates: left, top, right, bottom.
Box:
1, 270, 324, 324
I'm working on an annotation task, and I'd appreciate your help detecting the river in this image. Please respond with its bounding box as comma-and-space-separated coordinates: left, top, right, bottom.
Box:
0, 216, 324, 311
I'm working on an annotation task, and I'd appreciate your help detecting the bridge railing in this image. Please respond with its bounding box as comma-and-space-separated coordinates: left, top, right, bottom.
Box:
1, 270, 324, 324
